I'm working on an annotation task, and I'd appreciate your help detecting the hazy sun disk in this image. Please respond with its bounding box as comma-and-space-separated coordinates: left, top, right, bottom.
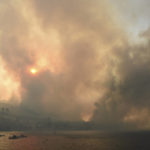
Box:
30, 68, 38, 74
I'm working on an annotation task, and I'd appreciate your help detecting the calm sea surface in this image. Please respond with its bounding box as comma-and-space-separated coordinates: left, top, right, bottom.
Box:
0, 131, 150, 150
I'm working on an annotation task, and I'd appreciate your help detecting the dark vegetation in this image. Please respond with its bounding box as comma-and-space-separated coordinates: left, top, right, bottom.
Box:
0, 103, 93, 131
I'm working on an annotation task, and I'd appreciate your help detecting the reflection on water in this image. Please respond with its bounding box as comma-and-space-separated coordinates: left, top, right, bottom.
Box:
0, 131, 150, 150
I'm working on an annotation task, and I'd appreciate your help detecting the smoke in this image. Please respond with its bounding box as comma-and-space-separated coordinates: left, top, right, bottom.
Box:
92, 28, 150, 130
0, 0, 150, 129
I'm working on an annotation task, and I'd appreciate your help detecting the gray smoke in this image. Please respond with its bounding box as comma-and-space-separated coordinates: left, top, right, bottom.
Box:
0, 0, 150, 130
93, 28, 150, 130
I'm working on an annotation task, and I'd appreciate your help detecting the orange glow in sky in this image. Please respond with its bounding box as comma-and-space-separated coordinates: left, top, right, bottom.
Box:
81, 113, 93, 122
30, 68, 38, 75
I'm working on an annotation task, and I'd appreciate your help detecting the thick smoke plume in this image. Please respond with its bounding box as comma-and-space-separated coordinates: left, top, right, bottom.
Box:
93, 30, 150, 130
0, 0, 150, 130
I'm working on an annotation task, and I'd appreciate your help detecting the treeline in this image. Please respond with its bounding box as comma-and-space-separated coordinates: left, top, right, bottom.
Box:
0, 107, 94, 131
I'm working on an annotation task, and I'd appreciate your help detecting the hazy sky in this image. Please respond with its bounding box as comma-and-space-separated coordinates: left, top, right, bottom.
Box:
0, 0, 150, 130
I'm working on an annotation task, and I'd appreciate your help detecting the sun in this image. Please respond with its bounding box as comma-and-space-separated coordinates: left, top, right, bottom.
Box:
30, 68, 38, 75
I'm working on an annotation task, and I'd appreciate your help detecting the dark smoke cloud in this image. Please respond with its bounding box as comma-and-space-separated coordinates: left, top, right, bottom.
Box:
93, 28, 150, 130
0, 0, 150, 129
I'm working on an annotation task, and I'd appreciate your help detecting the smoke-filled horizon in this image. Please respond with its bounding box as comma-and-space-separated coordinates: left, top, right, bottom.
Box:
0, 0, 150, 130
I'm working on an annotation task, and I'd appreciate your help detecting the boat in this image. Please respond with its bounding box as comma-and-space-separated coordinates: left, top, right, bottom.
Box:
8, 134, 27, 140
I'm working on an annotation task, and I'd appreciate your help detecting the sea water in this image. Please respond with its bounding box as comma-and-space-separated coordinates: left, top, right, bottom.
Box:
0, 130, 150, 150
